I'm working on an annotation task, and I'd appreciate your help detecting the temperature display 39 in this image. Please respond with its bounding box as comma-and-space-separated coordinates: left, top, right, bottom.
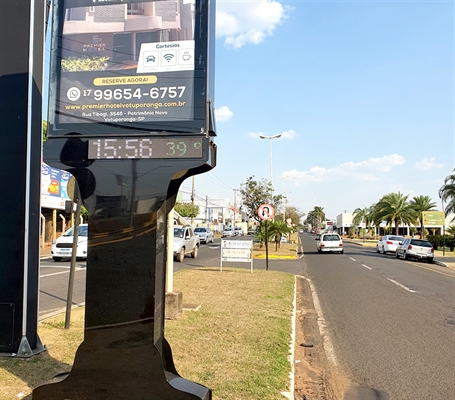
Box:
88, 137, 203, 160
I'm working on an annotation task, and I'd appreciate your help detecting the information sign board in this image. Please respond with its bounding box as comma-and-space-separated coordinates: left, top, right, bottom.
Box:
220, 239, 253, 272
47, 0, 214, 136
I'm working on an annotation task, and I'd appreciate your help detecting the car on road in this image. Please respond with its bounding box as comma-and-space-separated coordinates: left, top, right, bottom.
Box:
51, 224, 88, 262
280, 236, 287, 243
222, 227, 234, 237
396, 238, 434, 263
316, 233, 344, 254
234, 227, 244, 236
194, 227, 214, 243
173, 225, 200, 262
376, 235, 405, 254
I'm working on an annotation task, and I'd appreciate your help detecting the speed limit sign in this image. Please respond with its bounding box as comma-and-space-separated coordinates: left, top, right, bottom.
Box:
258, 204, 275, 221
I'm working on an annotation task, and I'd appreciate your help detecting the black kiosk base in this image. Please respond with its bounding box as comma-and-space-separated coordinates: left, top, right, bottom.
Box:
33, 137, 216, 399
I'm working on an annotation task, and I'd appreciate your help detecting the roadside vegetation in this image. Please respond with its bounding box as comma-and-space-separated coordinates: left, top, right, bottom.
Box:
0, 269, 295, 400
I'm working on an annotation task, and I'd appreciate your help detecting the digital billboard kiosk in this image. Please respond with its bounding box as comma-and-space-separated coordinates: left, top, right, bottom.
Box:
34, 1, 216, 398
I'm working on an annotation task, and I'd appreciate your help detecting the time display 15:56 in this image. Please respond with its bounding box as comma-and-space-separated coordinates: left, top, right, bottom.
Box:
88, 138, 203, 160
82, 86, 186, 101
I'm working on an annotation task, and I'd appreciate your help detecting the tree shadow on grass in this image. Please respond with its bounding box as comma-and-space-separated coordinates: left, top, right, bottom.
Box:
0, 351, 72, 400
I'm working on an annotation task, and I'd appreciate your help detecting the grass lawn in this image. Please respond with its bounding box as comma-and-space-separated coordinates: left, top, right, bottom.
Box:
0, 268, 295, 400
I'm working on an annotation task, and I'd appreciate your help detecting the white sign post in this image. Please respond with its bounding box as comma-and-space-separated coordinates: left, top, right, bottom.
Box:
220, 239, 253, 272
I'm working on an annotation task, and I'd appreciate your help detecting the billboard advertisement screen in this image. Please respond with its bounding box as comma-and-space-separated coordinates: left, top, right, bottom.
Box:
48, 0, 210, 136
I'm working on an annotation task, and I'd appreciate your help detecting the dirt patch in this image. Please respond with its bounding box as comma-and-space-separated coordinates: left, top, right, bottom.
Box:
294, 276, 348, 399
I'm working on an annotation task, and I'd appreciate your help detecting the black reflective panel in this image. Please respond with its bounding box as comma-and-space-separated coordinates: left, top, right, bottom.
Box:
34, 137, 215, 399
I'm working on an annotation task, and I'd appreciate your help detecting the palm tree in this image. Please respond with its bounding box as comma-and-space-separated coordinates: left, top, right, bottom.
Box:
409, 195, 436, 239
264, 220, 292, 251
373, 192, 418, 235
439, 170, 455, 221
309, 206, 325, 232
352, 205, 375, 240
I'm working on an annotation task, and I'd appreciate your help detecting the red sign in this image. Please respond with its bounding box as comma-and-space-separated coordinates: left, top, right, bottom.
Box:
258, 204, 275, 221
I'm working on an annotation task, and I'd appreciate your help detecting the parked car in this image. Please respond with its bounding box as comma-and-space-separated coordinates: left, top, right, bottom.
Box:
173, 225, 200, 262
396, 238, 434, 263
51, 224, 88, 261
222, 227, 234, 237
316, 233, 344, 254
194, 227, 214, 243
234, 227, 244, 236
376, 235, 405, 254
280, 236, 287, 243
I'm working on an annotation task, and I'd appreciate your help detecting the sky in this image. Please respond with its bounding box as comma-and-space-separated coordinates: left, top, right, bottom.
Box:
180, 0, 455, 220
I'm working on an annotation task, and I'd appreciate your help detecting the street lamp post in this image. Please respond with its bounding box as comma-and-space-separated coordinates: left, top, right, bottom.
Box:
259, 134, 281, 192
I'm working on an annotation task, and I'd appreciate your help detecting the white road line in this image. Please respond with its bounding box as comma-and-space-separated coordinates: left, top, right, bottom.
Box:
361, 264, 372, 270
387, 278, 416, 293
349, 257, 356, 262
40, 268, 84, 278
301, 276, 339, 367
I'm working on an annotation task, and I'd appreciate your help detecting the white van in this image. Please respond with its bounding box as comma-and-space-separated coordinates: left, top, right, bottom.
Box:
51, 224, 88, 261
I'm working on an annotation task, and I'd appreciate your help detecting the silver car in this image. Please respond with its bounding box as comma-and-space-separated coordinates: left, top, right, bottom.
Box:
396, 238, 434, 263
194, 227, 214, 243
376, 235, 405, 254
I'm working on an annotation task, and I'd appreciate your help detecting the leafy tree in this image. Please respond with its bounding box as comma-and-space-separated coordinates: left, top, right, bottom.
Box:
439, 170, 455, 221
42, 120, 48, 142
174, 202, 199, 219
409, 195, 436, 238
275, 204, 305, 227
240, 176, 283, 224
446, 225, 455, 237
373, 192, 418, 235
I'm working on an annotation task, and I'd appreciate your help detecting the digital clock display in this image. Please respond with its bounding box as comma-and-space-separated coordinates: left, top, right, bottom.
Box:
88, 138, 203, 160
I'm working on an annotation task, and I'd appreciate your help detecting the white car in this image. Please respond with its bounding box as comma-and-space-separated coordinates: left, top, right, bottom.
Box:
396, 238, 434, 263
173, 225, 200, 262
51, 224, 88, 261
222, 227, 234, 237
376, 235, 405, 254
316, 233, 344, 254
194, 227, 214, 243
234, 227, 244, 236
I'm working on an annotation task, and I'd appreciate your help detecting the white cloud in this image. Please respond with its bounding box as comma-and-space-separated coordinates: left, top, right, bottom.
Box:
215, 105, 233, 122
280, 130, 296, 139
283, 154, 406, 183
216, 1, 292, 49
414, 157, 443, 170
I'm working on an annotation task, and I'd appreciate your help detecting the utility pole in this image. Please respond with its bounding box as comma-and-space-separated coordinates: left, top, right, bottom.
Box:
233, 189, 238, 231
205, 195, 208, 225
191, 176, 195, 226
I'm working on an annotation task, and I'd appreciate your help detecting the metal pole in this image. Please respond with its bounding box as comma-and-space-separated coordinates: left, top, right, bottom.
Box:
65, 188, 81, 329
265, 220, 269, 271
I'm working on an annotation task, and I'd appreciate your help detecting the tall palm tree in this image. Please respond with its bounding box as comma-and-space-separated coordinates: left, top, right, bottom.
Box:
409, 195, 436, 239
373, 192, 418, 235
439, 170, 455, 221
310, 206, 325, 232
352, 205, 375, 238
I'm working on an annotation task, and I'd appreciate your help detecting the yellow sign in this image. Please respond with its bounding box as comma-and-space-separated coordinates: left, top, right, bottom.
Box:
422, 211, 445, 226
93, 75, 157, 86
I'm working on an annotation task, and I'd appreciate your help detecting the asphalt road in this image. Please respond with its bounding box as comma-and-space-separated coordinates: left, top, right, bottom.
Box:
39, 259, 87, 319
300, 233, 455, 399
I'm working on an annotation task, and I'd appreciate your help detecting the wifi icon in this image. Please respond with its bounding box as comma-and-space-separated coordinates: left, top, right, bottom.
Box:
163, 53, 174, 62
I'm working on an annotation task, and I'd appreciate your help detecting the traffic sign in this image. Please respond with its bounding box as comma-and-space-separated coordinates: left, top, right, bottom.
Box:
258, 204, 275, 220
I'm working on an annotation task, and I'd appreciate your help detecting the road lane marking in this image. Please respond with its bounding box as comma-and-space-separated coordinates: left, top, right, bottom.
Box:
301, 276, 339, 367
361, 264, 372, 270
349, 257, 356, 262
40, 268, 85, 278
387, 278, 416, 293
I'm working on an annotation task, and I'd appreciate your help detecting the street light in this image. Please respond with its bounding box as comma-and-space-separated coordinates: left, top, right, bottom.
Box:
259, 134, 281, 191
